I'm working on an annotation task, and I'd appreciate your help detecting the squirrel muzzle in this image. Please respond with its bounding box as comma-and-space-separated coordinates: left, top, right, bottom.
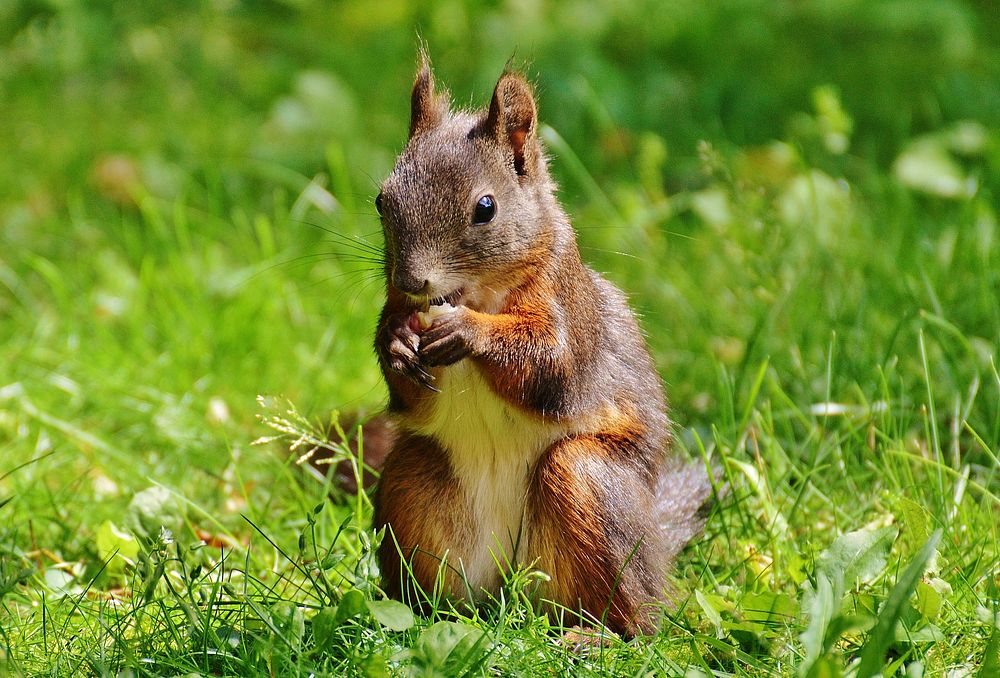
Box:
391, 265, 431, 296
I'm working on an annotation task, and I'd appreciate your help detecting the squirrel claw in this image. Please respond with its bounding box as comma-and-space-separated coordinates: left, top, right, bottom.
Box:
420, 341, 471, 367
414, 366, 440, 392
419, 312, 473, 366
380, 313, 438, 389
388, 353, 438, 391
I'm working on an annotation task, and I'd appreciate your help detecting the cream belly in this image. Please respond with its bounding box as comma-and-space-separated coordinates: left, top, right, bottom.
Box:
412, 360, 566, 596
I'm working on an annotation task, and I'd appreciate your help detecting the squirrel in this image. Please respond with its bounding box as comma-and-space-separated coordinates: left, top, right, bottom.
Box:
369, 52, 716, 638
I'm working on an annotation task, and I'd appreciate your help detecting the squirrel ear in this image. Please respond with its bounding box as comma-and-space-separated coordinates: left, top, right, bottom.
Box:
485, 73, 537, 177
409, 51, 448, 139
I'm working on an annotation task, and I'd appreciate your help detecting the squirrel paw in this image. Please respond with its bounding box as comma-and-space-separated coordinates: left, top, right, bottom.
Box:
381, 313, 439, 391
419, 310, 475, 367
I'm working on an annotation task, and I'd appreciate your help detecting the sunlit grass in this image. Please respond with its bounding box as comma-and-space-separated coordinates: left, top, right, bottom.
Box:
2, 1, 999, 675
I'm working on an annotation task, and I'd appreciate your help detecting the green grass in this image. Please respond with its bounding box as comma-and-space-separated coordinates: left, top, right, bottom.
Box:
1, 1, 998, 675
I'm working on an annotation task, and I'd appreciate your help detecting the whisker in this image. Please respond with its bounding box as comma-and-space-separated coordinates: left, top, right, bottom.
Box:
316, 232, 385, 256
298, 271, 386, 313
347, 275, 386, 308
315, 250, 386, 265
232, 252, 364, 286
278, 252, 384, 270
300, 268, 384, 293
579, 246, 641, 261
291, 218, 386, 255
316, 239, 386, 259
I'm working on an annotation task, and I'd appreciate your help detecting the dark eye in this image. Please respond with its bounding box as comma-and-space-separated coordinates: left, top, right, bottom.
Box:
473, 195, 496, 225
375, 192, 384, 216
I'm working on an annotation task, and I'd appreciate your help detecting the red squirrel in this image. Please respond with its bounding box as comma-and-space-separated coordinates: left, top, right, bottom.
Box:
370, 53, 715, 637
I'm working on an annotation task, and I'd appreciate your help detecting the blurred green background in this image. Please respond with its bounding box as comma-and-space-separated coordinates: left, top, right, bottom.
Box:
1, 1, 999, 674
3, 0, 998, 438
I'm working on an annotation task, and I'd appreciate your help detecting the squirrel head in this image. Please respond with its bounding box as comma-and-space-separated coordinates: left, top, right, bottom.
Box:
378, 52, 563, 311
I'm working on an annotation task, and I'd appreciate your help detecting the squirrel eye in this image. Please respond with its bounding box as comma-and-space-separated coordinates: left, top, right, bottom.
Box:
473, 195, 496, 225
375, 192, 384, 216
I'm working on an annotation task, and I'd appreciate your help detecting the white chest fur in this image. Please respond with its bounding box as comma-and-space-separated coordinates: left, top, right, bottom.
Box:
413, 360, 565, 595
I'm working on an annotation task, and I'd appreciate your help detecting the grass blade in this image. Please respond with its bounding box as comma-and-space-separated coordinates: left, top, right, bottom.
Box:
856, 529, 942, 678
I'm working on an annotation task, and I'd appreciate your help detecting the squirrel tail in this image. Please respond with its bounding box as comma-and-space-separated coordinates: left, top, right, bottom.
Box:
654, 461, 723, 561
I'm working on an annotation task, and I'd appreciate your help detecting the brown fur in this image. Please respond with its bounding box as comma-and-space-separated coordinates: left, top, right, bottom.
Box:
527, 434, 667, 635
370, 51, 715, 637
374, 432, 468, 606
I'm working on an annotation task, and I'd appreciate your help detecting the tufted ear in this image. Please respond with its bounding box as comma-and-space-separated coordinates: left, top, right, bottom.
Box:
409, 51, 449, 139
484, 72, 538, 177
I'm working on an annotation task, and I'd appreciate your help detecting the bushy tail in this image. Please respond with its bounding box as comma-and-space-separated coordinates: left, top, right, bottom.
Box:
655, 461, 723, 560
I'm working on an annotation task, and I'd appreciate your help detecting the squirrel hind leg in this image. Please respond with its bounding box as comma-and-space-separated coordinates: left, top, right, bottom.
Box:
527, 435, 671, 637
654, 462, 725, 561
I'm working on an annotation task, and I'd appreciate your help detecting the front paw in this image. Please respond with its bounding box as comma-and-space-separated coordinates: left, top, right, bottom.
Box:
378, 313, 438, 391
419, 309, 478, 367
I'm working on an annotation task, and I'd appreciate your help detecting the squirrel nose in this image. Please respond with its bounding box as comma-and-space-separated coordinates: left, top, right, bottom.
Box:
392, 269, 430, 296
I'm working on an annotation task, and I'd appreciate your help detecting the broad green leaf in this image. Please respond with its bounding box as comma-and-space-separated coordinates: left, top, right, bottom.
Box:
895, 623, 944, 643
96, 520, 139, 579
800, 574, 835, 676
743, 591, 798, 623
893, 140, 973, 198
695, 589, 724, 637
366, 599, 414, 631
335, 589, 367, 625
914, 578, 951, 620
857, 530, 942, 678
817, 525, 898, 598
942, 120, 988, 155
312, 606, 338, 647
825, 614, 875, 650
787, 551, 808, 586
414, 621, 487, 671
361, 653, 389, 678
895, 497, 931, 548
270, 601, 305, 645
